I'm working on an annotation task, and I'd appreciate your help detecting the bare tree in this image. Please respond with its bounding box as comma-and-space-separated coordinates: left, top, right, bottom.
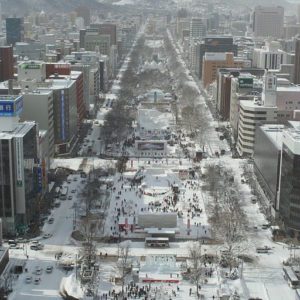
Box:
188, 241, 204, 298
116, 241, 132, 298
205, 164, 248, 269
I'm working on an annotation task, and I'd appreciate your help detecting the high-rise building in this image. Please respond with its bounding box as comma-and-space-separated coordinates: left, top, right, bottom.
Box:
252, 6, 284, 38
20, 90, 55, 158
294, 37, 300, 84
237, 71, 278, 156
202, 52, 244, 88
5, 18, 24, 45
0, 46, 14, 82
0, 95, 39, 235
279, 121, 300, 232
216, 68, 264, 122
252, 41, 287, 70
90, 23, 117, 45
198, 36, 238, 78
254, 124, 284, 213
189, 18, 206, 42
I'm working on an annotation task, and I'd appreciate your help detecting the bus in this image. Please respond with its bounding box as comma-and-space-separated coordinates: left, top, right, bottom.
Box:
145, 237, 169, 248
283, 267, 300, 289
60, 186, 68, 200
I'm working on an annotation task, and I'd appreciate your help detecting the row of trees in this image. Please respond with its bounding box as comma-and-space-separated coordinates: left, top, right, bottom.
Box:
204, 164, 248, 269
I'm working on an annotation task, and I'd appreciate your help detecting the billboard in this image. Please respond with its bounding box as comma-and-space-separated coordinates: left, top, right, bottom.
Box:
238, 78, 253, 88
22, 63, 41, 69
137, 142, 165, 151
0, 96, 23, 116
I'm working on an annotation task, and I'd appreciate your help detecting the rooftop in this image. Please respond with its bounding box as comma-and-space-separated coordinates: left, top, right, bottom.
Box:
260, 124, 284, 149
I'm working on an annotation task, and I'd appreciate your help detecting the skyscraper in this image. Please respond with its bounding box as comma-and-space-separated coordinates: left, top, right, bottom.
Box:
0, 46, 14, 82
6, 18, 24, 45
294, 37, 300, 84
252, 6, 284, 38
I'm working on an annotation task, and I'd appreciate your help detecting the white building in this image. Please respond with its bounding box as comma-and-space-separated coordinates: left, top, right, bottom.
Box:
237, 71, 278, 156
18, 61, 46, 82
252, 41, 287, 70
20, 89, 55, 158
252, 6, 284, 38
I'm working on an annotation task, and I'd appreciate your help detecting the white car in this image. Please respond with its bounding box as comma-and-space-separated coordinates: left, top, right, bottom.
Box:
25, 276, 32, 284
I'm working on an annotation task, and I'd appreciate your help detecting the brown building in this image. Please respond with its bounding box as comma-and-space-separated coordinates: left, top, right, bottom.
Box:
46, 63, 85, 125
202, 52, 244, 88
90, 23, 117, 45
0, 46, 14, 82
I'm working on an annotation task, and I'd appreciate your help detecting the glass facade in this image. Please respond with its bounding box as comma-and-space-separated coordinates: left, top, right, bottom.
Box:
279, 144, 300, 231
0, 139, 14, 219
0, 124, 39, 234
22, 126, 39, 228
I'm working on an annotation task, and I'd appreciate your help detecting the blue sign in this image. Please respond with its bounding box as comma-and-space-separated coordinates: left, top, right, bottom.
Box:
0, 101, 14, 116
60, 90, 66, 141
0, 96, 23, 116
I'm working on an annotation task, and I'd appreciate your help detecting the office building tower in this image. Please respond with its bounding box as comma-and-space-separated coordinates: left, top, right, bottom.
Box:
189, 18, 206, 42
0, 46, 14, 82
237, 71, 278, 156
252, 41, 287, 70
198, 36, 238, 78
202, 52, 244, 88
252, 6, 284, 38
6, 18, 24, 45
0, 95, 39, 235
294, 37, 300, 84
279, 121, 300, 232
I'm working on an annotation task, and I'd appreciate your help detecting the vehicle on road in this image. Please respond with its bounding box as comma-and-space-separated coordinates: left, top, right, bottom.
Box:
48, 217, 54, 224
46, 266, 53, 273
34, 277, 40, 285
34, 267, 42, 275
42, 233, 52, 239
25, 276, 32, 284
68, 195, 73, 200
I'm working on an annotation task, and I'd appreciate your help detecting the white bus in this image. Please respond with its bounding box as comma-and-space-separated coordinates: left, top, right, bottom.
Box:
283, 267, 300, 289
60, 186, 68, 200
145, 237, 169, 248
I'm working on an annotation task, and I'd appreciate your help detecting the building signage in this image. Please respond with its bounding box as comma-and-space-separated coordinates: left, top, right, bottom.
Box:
238, 78, 253, 88
15, 138, 24, 187
0, 96, 23, 116
22, 63, 41, 69
37, 166, 42, 193
60, 90, 66, 141
137, 142, 165, 151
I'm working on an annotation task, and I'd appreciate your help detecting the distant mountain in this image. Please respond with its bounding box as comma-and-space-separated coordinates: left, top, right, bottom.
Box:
0, 0, 108, 14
